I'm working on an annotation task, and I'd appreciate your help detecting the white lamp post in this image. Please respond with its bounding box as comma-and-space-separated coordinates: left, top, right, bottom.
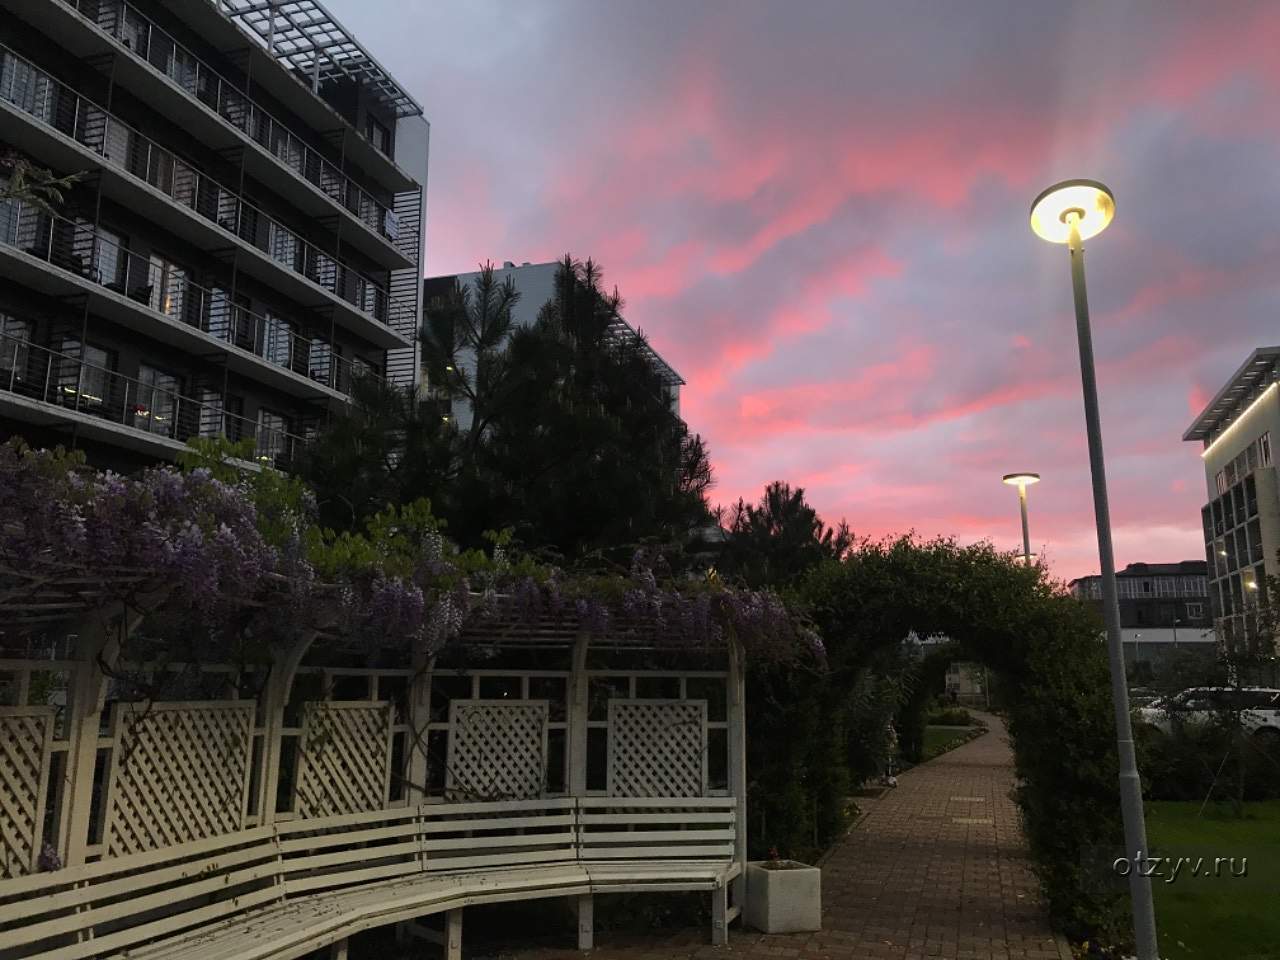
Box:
1031, 178, 1159, 960
1002, 472, 1040, 565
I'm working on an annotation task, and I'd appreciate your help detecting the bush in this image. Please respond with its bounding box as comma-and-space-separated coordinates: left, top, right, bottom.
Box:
1138, 720, 1280, 804
926, 706, 978, 727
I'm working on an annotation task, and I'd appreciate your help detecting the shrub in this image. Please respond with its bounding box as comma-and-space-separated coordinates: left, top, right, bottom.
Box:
926, 706, 978, 727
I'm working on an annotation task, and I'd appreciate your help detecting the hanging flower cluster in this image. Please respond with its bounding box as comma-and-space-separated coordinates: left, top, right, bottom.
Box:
0, 440, 820, 665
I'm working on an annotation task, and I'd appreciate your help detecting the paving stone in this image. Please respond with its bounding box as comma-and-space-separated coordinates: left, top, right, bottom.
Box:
497, 714, 1070, 960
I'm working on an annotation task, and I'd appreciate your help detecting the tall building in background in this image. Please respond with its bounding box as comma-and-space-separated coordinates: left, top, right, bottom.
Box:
423, 260, 684, 432
1183, 347, 1280, 654
1068, 561, 1213, 675
0, 0, 426, 471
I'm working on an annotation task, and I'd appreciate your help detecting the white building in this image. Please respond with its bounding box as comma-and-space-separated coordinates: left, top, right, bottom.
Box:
1183, 347, 1280, 653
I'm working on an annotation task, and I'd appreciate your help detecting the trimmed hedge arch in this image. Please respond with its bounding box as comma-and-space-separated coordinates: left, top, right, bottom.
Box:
797, 535, 1127, 945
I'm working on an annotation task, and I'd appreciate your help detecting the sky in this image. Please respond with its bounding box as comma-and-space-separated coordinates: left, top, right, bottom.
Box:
335, 0, 1280, 583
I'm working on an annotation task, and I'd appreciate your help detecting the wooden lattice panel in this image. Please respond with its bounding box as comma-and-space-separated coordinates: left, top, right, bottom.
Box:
607, 700, 707, 798
0, 707, 54, 878
104, 701, 253, 858
446, 700, 548, 800
294, 701, 392, 818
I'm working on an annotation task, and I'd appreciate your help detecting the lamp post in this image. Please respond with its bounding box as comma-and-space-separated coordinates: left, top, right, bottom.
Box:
1003, 472, 1040, 564
1031, 178, 1159, 960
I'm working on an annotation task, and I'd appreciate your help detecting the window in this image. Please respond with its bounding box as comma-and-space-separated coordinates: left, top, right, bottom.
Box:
0, 315, 32, 382
256, 408, 288, 463
150, 255, 188, 319
365, 114, 391, 155
134, 364, 180, 436
263, 314, 293, 368
308, 338, 334, 386
197, 389, 224, 438
1186, 602, 1203, 619
95, 227, 125, 288
1262, 432, 1273, 467
58, 338, 111, 408
1216, 470, 1227, 495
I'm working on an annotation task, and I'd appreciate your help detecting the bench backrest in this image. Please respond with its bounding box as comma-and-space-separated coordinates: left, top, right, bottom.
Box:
0, 797, 737, 960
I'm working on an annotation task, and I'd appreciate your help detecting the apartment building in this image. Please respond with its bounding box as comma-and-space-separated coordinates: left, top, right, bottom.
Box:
1068, 561, 1214, 674
423, 261, 684, 433
0, 0, 426, 471
1183, 347, 1280, 655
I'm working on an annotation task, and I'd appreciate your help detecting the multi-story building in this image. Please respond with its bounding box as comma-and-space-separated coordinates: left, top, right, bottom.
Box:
1068, 561, 1214, 673
423, 260, 684, 432
0, 0, 426, 472
1183, 347, 1280, 655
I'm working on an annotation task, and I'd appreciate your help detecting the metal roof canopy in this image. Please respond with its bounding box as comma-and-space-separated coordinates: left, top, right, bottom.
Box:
1182, 346, 1280, 443
218, 0, 424, 119
606, 316, 685, 387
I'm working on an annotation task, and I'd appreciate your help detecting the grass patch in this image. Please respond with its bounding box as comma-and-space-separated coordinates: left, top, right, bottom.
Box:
921, 724, 983, 760
1146, 799, 1280, 960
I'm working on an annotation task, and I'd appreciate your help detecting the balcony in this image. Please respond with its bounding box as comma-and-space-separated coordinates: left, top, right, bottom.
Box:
0, 332, 307, 469
0, 196, 389, 402
0, 46, 414, 349
0, 0, 419, 262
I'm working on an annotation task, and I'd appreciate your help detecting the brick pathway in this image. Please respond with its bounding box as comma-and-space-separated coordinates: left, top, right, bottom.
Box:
499, 713, 1070, 960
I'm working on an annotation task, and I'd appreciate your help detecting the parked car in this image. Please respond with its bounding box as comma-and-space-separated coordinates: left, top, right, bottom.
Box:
1135, 687, 1280, 743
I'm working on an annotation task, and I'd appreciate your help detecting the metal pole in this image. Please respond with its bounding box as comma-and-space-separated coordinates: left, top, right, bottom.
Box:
1066, 214, 1159, 960
1019, 482, 1031, 564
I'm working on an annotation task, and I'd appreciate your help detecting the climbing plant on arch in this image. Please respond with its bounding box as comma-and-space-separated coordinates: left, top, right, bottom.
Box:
799, 535, 1128, 946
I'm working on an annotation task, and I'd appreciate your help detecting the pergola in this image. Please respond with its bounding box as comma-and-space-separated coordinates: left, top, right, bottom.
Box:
0, 578, 750, 958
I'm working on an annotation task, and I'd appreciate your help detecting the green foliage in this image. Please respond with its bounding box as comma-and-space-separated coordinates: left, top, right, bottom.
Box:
897, 647, 958, 763
926, 705, 979, 727
717, 481, 852, 588
796, 535, 1132, 946
0, 152, 83, 213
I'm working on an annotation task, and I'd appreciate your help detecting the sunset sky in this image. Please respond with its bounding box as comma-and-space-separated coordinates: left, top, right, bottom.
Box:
339, 0, 1280, 582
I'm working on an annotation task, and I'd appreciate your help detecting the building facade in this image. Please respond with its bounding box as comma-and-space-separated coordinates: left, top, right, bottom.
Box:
0, 0, 426, 471
1183, 347, 1280, 654
423, 260, 684, 433
1068, 561, 1214, 673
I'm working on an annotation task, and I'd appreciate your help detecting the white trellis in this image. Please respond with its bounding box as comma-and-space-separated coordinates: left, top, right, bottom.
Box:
446, 700, 549, 799
102, 700, 254, 857
0, 601, 752, 958
608, 699, 707, 797
0, 706, 54, 878
293, 700, 393, 818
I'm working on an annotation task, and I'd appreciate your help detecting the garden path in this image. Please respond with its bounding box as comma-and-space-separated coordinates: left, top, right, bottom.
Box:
491, 712, 1072, 960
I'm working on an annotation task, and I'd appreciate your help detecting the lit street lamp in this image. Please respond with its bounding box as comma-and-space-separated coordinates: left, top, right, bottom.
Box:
1031, 178, 1159, 959
1002, 472, 1040, 565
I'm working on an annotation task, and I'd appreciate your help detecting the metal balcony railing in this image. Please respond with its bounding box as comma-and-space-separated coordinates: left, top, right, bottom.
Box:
0, 46, 414, 334
0, 332, 308, 468
0, 195, 385, 395
56, 0, 403, 241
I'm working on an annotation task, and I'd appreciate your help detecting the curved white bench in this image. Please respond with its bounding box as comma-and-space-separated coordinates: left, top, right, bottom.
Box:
0, 798, 741, 960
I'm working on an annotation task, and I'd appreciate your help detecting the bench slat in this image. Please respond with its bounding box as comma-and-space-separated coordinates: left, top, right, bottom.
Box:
278, 822, 419, 855
420, 813, 576, 834
422, 832, 576, 853
578, 829, 736, 844
280, 839, 422, 874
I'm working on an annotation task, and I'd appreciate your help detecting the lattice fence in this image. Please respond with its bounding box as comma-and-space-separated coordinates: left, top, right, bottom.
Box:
0, 707, 54, 879
447, 700, 548, 800
608, 700, 706, 798
103, 701, 254, 858
294, 701, 392, 818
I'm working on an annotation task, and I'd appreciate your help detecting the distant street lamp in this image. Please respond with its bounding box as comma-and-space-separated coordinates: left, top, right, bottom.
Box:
1031, 178, 1159, 960
1002, 472, 1040, 565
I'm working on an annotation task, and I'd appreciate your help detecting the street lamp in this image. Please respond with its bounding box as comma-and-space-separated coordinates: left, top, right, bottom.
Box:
1002, 472, 1040, 564
1031, 178, 1159, 960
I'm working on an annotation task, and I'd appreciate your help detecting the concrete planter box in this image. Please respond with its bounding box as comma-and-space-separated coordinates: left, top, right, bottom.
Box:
744, 860, 821, 933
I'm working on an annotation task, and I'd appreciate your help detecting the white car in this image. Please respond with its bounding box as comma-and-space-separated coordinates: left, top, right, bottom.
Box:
1136, 687, 1280, 744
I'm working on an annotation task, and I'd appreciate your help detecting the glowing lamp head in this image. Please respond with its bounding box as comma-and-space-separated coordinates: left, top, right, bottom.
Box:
1003, 472, 1041, 488
1030, 179, 1115, 244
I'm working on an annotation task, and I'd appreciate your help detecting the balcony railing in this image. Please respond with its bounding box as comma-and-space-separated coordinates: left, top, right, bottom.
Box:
56, 0, 402, 239
0, 196, 385, 395
0, 332, 307, 469
0, 46, 413, 334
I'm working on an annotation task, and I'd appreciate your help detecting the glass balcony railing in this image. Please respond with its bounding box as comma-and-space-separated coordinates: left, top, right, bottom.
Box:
0, 45, 414, 334
0, 331, 308, 469
56, 0, 402, 242
0, 195, 385, 396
